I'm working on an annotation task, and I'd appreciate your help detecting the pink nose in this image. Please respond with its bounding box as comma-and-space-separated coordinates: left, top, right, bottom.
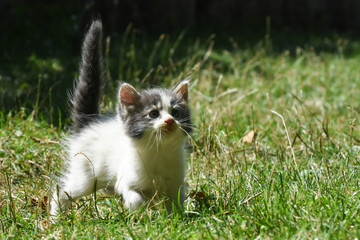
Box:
165, 118, 174, 126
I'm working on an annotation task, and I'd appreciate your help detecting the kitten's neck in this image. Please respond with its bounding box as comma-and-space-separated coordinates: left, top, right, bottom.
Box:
135, 141, 185, 169
133, 137, 186, 153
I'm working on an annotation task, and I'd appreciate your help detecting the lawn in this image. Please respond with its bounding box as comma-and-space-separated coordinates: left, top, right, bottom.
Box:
1, 29, 360, 239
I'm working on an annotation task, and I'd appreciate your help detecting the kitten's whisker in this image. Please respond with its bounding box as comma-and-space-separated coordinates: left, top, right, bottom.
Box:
180, 116, 191, 120
179, 123, 199, 132
177, 125, 196, 145
146, 130, 155, 148
153, 129, 161, 151
155, 130, 158, 151
157, 129, 163, 149
179, 116, 192, 121
146, 129, 158, 150
158, 129, 163, 147
154, 129, 161, 152
177, 125, 190, 136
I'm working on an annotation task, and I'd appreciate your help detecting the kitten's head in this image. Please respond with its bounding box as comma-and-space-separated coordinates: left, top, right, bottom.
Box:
117, 80, 192, 145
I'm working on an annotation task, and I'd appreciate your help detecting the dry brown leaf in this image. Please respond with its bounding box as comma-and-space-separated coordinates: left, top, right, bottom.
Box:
242, 130, 256, 143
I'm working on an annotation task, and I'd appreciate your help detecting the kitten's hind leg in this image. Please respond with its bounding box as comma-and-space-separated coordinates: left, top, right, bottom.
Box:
49, 174, 97, 219
50, 185, 71, 218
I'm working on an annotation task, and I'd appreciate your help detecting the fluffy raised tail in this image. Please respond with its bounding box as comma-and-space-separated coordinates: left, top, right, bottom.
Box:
71, 20, 104, 133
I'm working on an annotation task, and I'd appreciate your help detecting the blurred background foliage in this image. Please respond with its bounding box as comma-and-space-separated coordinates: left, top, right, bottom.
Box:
1, 0, 360, 125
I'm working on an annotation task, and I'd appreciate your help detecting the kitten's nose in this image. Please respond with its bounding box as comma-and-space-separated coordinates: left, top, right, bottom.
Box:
165, 118, 174, 127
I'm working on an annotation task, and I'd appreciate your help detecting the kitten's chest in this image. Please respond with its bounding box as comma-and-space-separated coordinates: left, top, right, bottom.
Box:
137, 148, 184, 192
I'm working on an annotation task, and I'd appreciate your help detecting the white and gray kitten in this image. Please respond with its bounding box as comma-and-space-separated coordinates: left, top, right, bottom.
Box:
50, 20, 192, 217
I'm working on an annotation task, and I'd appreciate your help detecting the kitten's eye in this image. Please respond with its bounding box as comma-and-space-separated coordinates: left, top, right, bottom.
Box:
149, 110, 160, 118
171, 109, 181, 119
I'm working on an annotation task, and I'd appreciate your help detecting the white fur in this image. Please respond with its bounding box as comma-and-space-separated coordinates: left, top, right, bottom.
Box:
50, 116, 187, 217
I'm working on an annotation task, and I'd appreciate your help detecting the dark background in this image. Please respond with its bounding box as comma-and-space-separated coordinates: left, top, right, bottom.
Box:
2, 0, 360, 59
1, 0, 360, 122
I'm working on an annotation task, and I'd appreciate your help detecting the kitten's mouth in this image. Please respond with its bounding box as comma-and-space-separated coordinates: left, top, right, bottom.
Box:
160, 117, 176, 132
161, 124, 176, 132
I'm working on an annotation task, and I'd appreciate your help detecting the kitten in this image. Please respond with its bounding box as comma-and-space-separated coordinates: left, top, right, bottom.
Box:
50, 20, 192, 217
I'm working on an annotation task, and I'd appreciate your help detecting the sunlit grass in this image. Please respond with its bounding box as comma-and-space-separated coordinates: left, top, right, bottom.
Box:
1, 30, 360, 238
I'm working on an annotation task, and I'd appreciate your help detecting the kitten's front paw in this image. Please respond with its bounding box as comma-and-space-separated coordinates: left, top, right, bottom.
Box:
49, 195, 70, 221
124, 190, 145, 211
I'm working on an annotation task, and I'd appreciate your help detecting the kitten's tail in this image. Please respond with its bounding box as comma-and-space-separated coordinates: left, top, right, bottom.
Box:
71, 19, 104, 133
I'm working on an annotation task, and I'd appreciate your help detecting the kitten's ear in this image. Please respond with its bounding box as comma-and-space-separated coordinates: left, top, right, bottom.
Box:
173, 80, 189, 102
119, 83, 140, 107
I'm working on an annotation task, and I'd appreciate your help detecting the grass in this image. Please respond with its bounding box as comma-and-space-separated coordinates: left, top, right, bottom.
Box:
2, 28, 360, 239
